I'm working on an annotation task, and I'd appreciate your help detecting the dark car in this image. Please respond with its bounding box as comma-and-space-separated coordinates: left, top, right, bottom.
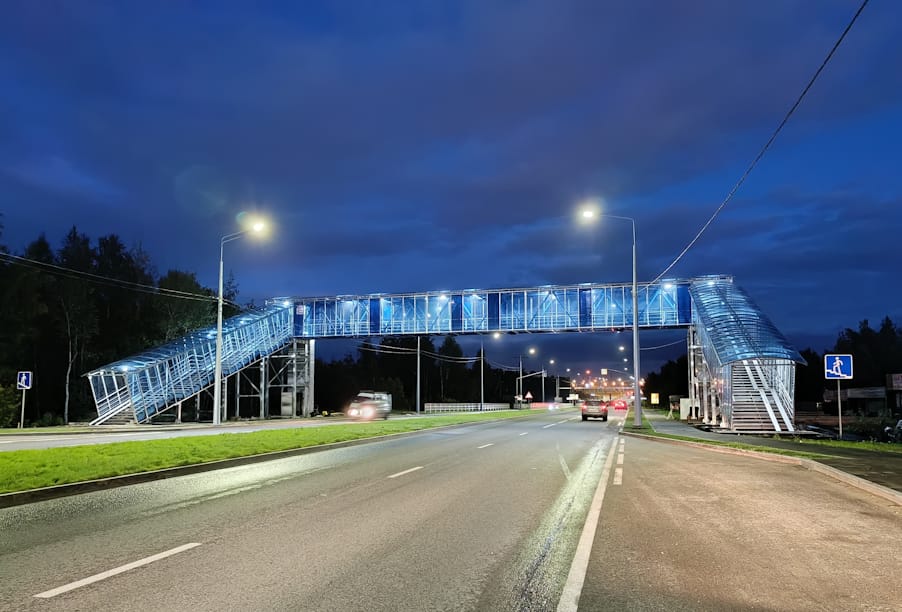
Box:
581, 399, 609, 421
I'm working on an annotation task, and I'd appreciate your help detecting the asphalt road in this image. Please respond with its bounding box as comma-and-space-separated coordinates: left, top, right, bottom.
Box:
576, 436, 902, 611
0, 408, 617, 611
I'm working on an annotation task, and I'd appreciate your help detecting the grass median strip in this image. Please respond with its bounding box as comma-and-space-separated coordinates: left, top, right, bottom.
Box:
0, 411, 533, 495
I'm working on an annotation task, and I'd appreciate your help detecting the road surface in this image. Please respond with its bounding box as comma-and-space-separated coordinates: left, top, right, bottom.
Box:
0, 408, 614, 611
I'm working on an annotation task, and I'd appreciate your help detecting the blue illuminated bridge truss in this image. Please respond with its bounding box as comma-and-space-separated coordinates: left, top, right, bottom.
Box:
87, 275, 804, 431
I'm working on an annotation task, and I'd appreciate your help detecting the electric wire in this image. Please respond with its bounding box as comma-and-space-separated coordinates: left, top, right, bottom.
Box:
640, 339, 686, 351
649, 0, 870, 285
0, 250, 245, 307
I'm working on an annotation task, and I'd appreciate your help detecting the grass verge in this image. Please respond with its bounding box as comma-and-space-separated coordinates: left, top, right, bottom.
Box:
620, 408, 653, 433
792, 438, 902, 454
0, 411, 532, 494
639, 431, 834, 460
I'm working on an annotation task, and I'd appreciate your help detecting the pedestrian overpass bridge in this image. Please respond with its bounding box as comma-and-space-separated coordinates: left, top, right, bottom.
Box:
86, 275, 805, 432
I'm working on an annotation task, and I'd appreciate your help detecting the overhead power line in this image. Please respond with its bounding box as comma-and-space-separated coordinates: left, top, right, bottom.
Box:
0, 251, 225, 305
640, 339, 686, 351
650, 0, 870, 284
358, 342, 482, 364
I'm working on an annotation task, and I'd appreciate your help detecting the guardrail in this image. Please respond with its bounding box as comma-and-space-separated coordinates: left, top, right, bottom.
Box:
424, 403, 510, 413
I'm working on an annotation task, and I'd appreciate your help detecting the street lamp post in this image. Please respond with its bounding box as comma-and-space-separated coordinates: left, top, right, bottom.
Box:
518, 347, 536, 405
213, 221, 265, 426
581, 207, 642, 427
518, 354, 523, 404
480, 340, 485, 411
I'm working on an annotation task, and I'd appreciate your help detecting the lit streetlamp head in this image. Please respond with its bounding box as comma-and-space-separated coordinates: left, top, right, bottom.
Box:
577, 198, 601, 225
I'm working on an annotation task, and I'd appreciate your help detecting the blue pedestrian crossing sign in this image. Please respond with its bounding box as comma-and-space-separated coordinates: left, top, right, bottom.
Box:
17, 371, 33, 390
824, 354, 853, 380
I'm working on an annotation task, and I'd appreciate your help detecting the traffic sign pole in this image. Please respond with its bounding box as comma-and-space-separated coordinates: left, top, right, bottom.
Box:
837, 380, 842, 440
16, 371, 33, 428
824, 354, 852, 441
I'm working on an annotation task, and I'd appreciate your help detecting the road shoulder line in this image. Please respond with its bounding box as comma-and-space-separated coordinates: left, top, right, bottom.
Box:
556, 439, 619, 612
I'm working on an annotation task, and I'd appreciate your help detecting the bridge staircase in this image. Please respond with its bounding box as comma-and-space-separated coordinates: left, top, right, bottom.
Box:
730, 361, 794, 432
87, 303, 294, 424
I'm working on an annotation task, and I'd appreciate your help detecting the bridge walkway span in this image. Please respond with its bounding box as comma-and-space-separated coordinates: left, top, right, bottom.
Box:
86, 276, 804, 432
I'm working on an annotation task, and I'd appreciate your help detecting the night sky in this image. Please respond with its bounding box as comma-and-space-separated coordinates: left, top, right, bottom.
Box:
2, 1, 899, 377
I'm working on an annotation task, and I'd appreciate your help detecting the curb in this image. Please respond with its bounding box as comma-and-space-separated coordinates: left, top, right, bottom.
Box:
621, 431, 902, 507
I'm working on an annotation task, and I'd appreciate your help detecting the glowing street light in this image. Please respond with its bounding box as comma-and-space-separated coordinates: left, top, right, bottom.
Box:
213, 215, 268, 425
579, 200, 642, 427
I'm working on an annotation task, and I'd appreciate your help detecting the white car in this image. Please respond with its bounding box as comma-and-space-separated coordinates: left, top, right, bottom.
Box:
346, 392, 392, 420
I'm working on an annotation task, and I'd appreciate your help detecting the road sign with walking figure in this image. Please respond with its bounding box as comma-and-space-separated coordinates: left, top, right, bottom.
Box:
824, 354, 853, 380
17, 371, 32, 390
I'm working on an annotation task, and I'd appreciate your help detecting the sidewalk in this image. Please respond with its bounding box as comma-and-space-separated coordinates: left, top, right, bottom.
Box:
641, 411, 902, 493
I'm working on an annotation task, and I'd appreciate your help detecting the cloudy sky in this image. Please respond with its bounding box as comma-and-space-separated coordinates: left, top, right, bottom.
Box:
1, 0, 899, 375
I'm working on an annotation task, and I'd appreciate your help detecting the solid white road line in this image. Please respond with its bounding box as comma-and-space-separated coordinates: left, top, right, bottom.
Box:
387, 466, 424, 479
477, 443, 494, 449
613, 467, 623, 485
556, 441, 618, 612
34, 543, 202, 599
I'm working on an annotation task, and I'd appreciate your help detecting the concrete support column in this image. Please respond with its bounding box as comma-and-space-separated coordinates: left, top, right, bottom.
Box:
259, 356, 267, 419
234, 371, 240, 420
303, 339, 316, 417
221, 375, 228, 423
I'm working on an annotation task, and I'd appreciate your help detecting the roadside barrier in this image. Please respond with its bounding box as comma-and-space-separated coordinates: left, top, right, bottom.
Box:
423, 403, 510, 413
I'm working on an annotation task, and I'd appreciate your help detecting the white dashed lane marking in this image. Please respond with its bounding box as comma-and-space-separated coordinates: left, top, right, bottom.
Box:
387, 466, 424, 479
34, 543, 202, 598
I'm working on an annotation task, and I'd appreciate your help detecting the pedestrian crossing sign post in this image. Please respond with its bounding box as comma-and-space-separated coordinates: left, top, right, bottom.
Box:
824, 354, 853, 440
16, 371, 32, 429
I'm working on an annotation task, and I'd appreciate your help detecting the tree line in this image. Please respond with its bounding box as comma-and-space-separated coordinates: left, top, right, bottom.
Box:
0, 219, 239, 426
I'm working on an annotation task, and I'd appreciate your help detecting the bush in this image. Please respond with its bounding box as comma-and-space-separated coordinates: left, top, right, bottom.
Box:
37, 412, 63, 427
0, 385, 20, 428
